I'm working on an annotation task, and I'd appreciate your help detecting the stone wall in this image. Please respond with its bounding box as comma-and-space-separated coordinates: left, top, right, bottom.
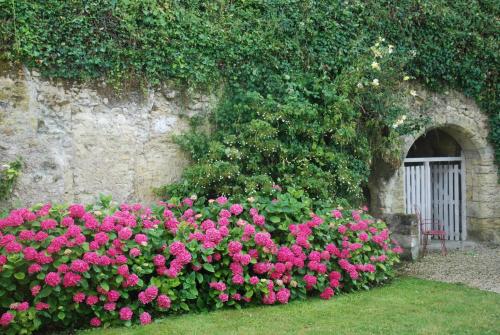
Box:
369, 87, 500, 242
0, 63, 216, 206
381, 213, 419, 260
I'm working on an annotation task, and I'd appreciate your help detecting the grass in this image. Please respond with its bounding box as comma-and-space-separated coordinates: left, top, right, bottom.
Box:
79, 277, 500, 335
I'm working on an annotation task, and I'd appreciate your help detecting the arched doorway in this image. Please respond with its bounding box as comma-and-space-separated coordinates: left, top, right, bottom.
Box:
404, 130, 466, 240
369, 89, 500, 244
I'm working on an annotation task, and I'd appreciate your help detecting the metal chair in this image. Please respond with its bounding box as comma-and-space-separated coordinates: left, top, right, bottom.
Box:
415, 206, 447, 256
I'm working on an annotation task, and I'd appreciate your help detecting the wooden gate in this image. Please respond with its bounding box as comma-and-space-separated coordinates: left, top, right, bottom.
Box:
404, 156, 466, 240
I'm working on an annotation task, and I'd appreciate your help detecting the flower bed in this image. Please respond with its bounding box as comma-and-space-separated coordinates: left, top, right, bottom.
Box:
0, 193, 401, 334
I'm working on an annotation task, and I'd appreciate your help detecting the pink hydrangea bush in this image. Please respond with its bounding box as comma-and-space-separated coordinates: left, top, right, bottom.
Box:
0, 193, 401, 334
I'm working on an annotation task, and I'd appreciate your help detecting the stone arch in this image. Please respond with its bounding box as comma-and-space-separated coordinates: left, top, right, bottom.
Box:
369, 89, 500, 242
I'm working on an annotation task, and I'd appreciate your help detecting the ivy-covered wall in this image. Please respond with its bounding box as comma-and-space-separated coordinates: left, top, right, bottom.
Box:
0, 0, 498, 204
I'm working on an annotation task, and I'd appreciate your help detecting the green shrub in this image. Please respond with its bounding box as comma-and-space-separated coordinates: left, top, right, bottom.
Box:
0, 192, 401, 333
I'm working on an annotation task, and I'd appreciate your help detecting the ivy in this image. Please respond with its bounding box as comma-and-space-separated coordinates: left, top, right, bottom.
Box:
0, 159, 22, 201
0, 0, 497, 202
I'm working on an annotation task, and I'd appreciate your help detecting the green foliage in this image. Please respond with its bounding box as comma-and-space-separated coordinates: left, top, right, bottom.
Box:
0, 159, 22, 201
0, 194, 400, 334
1, 1, 498, 201
364, 0, 499, 177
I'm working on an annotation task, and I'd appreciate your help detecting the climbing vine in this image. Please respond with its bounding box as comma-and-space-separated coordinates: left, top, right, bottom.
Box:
0, 0, 497, 202
0, 159, 22, 201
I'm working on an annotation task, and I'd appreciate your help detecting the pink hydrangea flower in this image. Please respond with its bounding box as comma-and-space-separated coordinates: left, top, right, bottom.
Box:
70, 259, 90, 273
303, 274, 317, 289
249, 276, 259, 285
34, 231, 49, 242
216, 196, 228, 205
209, 281, 227, 291
276, 288, 290, 304
68, 204, 86, 218
140, 312, 152, 325
28, 263, 42, 274
320, 287, 335, 300
134, 233, 148, 245
230, 204, 244, 215
228, 241, 243, 255
232, 274, 245, 285
40, 219, 57, 230
157, 295, 171, 309
130, 248, 141, 257
86, 295, 98, 306
104, 302, 116, 311
19, 230, 36, 241
169, 241, 186, 256
94, 232, 109, 245
119, 307, 133, 321
23, 247, 38, 261
117, 265, 129, 276
145, 286, 159, 300
14, 302, 29, 311
61, 216, 74, 227
262, 291, 276, 305
73, 292, 86, 303
63, 272, 82, 287
218, 293, 229, 302
90, 317, 101, 327
31, 285, 41, 296
5, 241, 22, 253
118, 227, 133, 240
44, 272, 61, 287
35, 302, 50, 311
338, 225, 347, 234
0, 312, 14, 327
124, 273, 139, 287
331, 209, 342, 219
253, 214, 265, 226
153, 254, 166, 266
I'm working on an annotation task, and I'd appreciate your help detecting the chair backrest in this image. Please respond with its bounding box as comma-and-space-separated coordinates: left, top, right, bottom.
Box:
414, 205, 421, 221
414, 205, 431, 232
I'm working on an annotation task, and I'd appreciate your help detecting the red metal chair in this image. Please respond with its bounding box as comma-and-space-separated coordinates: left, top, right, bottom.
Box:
415, 206, 447, 256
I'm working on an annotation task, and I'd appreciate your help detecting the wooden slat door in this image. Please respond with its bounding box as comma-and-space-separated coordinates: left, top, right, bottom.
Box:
404, 157, 464, 241
430, 161, 463, 240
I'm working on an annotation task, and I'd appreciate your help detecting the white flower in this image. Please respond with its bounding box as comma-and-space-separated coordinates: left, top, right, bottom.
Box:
403, 75, 410, 81
371, 78, 380, 87
357, 82, 363, 89
392, 115, 407, 128
388, 45, 394, 54
410, 90, 417, 96
371, 62, 380, 71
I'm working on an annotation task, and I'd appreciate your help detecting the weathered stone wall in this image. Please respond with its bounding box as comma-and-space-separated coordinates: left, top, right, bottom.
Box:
0, 63, 216, 206
381, 213, 419, 260
369, 87, 500, 242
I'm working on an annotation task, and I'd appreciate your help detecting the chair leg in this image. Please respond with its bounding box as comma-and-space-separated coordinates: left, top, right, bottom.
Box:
422, 235, 428, 256
440, 236, 447, 256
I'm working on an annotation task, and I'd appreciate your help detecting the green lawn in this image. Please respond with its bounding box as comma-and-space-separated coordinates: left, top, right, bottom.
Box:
80, 277, 500, 335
